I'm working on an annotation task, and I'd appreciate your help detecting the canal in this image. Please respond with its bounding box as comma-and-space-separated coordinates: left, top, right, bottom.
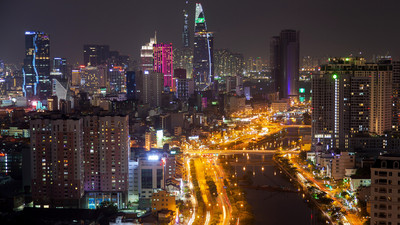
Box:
226, 154, 326, 225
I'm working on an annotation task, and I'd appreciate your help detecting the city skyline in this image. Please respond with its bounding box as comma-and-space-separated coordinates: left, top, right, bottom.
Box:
1, 0, 400, 65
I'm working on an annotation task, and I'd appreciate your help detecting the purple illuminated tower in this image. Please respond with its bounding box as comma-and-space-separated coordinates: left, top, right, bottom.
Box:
270, 30, 299, 99
153, 43, 174, 89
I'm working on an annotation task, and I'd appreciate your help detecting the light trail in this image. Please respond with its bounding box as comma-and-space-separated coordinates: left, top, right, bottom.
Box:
186, 158, 197, 225
205, 211, 211, 225
222, 205, 227, 225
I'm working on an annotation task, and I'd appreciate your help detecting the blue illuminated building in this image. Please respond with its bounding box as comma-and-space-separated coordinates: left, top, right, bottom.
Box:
23, 31, 51, 100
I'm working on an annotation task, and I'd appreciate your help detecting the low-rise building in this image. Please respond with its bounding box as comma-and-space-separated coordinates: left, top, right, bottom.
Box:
331, 152, 355, 180
151, 190, 176, 212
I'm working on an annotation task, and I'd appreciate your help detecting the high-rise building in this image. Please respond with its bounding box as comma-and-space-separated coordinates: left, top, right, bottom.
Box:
153, 43, 174, 89
270, 36, 281, 93
31, 115, 84, 208
270, 30, 300, 99
52, 58, 68, 80
312, 57, 392, 150
83, 45, 110, 66
182, 1, 190, 48
392, 61, 400, 132
141, 34, 157, 72
193, 3, 214, 91
126, 71, 136, 100
31, 113, 130, 208
214, 49, 244, 77
370, 155, 400, 225
23, 31, 51, 100
174, 47, 193, 78
78, 65, 107, 94
370, 61, 392, 135
136, 70, 164, 107
108, 66, 126, 94
174, 69, 189, 101
82, 114, 129, 208
0, 59, 4, 77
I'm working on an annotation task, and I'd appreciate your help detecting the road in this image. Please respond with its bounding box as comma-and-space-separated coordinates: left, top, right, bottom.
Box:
288, 156, 364, 225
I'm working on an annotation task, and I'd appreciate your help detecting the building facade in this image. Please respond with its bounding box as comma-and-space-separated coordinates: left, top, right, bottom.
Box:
270, 30, 299, 99
153, 43, 174, 89
83, 45, 110, 66
31, 115, 84, 208
23, 31, 51, 100
371, 155, 400, 225
141, 34, 157, 72
193, 3, 214, 91
312, 57, 392, 150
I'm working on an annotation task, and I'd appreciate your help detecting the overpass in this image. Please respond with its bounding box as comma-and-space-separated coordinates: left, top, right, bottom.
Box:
281, 124, 311, 128
183, 149, 300, 155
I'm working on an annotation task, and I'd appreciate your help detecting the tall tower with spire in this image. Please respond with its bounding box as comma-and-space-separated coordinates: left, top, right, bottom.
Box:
182, 1, 190, 48
193, 3, 214, 91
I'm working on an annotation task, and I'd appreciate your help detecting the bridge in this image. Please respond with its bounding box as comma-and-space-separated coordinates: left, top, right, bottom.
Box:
183, 149, 300, 155
240, 185, 299, 193
281, 124, 311, 128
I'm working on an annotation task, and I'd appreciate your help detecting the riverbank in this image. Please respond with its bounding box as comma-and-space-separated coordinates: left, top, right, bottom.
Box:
220, 153, 326, 225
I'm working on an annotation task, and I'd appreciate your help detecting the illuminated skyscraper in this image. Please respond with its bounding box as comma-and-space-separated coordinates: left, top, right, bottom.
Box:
182, 1, 190, 48
193, 3, 214, 91
312, 57, 392, 150
23, 31, 51, 100
153, 43, 174, 89
270, 30, 299, 99
141, 33, 157, 71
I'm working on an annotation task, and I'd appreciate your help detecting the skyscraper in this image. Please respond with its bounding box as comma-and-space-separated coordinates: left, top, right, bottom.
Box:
193, 3, 214, 91
31, 113, 130, 208
52, 58, 68, 80
83, 45, 110, 66
182, 1, 190, 48
23, 31, 51, 100
214, 49, 244, 77
153, 43, 174, 89
141, 34, 157, 72
174, 47, 193, 78
31, 115, 84, 208
370, 61, 392, 135
126, 71, 136, 100
392, 61, 400, 131
312, 57, 392, 150
136, 70, 164, 107
270, 30, 300, 99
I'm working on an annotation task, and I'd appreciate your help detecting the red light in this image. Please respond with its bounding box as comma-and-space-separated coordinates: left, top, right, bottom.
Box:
79, 65, 85, 68
32, 101, 37, 107
0, 153, 5, 157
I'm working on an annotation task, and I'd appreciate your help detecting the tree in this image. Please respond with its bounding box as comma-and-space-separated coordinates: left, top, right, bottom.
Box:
96, 201, 118, 225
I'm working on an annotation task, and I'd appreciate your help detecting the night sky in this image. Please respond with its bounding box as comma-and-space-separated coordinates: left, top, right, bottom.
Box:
1, 0, 400, 65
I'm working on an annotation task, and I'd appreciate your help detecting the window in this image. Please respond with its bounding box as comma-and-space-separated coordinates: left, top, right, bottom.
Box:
141, 169, 152, 189
157, 169, 163, 188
